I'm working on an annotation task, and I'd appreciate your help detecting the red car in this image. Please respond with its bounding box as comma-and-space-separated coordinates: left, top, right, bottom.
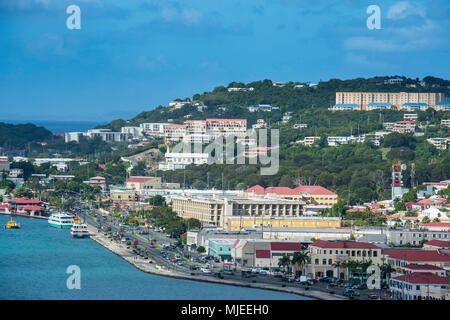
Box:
149, 243, 155, 247
133, 240, 139, 245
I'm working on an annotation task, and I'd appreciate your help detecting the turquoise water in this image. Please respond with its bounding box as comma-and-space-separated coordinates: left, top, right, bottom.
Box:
0, 216, 311, 300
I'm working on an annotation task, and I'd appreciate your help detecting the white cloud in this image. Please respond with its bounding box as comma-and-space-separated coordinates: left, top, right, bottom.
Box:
387, 1, 425, 20
160, 5, 204, 25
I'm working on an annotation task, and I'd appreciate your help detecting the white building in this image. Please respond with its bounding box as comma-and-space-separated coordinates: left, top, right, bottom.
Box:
86, 129, 130, 142
121, 126, 144, 138
293, 123, 308, 129
296, 136, 320, 147
139, 123, 168, 136
427, 138, 447, 150
327, 136, 351, 146
65, 132, 84, 143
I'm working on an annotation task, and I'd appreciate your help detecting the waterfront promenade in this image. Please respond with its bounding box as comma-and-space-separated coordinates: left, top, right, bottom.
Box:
85, 223, 345, 300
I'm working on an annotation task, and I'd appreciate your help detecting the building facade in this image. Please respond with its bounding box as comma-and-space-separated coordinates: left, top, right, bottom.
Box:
335, 92, 445, 111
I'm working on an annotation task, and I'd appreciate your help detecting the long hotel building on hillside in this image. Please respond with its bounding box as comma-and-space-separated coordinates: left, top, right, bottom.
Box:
164, 118, 247, 144
333, 92, 445, 111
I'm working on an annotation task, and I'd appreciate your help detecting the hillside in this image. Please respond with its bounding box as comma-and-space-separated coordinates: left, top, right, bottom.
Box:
98, 76, 450, 131
0, 122, 53, 151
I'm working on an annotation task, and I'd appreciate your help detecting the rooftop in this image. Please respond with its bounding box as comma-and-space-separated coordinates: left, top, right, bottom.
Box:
392, 272, 450, 285
424, 240, 450, 248
311, 240, 380, 249
383, 249, 450, 262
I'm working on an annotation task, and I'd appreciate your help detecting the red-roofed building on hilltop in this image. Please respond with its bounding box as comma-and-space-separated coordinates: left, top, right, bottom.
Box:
306, 240, 382, 279
245, 185, 338, 206
390, 272, 450, 300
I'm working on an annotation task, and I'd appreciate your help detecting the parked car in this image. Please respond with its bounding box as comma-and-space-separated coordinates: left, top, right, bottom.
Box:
367, 293, 379, 299
251, 268, 261, 274
282, 275, 295, 283
259, 269, 269, 275
223, 269, 234, 275
200, 266, 212, 273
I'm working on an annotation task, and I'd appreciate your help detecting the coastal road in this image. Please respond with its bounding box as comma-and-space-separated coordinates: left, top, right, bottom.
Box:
78, 207, 386, 300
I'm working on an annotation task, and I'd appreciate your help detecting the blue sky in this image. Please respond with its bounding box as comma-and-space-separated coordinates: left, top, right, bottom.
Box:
0, 0, 449, 121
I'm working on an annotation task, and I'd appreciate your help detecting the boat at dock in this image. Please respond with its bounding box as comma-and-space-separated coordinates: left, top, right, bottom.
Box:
4, 217, 21, 229
48, 213, 74, 229
70, 223, 90, 238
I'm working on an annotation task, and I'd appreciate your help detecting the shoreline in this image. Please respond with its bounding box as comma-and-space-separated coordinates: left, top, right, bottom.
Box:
0, 212, 49, 220
85, 223, 345, 300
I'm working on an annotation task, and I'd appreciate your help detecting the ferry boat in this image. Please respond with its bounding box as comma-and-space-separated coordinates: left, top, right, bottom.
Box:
70, 223, 90, 238
4, 217, 21, 229
48, 213, 74, 229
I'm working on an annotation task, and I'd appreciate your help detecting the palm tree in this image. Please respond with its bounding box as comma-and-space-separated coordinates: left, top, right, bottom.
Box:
278, 254, 291, 274
291, 250, 309, 276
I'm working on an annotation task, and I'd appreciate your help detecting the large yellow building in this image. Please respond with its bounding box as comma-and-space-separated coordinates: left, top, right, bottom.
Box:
335, 92, 445, 111
168, 194, 341, 231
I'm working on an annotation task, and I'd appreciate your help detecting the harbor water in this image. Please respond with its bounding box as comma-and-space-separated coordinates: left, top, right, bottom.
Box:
0, 216, 312, 300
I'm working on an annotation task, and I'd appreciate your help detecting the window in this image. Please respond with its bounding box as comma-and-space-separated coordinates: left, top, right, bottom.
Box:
373, 251, 378, 257
315, 259, 319, 264
328, 259, 332, 265
322, 259, 326, 265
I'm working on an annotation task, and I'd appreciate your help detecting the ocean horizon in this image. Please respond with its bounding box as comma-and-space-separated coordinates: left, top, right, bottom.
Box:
0, 120, 109, 134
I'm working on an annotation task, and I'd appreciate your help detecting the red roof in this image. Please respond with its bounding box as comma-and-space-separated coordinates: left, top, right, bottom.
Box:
7, 198, 43, 204
255, 249, 271, 259
206, 119, 246, 122
311, 240, 380, 249
383, 249, 450, 262
392, 272, 450, 285
22, 205, 44, 211
270, 242, 301, 251
424, 182, 448, 186
294, 186, 337, 196
416, 199, 434, 205
403, 264, 444, 271
127, 177, 153, 183
346, 208, 367, 213
245, 185, 336, 196
422, 222, 450, 228
424, 240, 450, 248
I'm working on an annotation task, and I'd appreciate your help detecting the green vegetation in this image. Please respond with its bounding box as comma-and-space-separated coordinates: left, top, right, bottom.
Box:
0, 122, 53, 150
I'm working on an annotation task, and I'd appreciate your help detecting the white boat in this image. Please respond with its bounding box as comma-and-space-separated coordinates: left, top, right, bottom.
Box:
48, 213, 74, 229
70, 223, 90, 238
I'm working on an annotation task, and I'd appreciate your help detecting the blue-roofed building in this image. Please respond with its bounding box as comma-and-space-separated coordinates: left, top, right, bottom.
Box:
435, 102, 450, 112
401, 103, 428, 112
330, 104, 361, 111
366, 103, 393, 111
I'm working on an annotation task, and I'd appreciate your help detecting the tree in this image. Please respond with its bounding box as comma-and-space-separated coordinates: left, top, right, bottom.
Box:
422, 216, 431, 224
402, 189, 417, 203
197, 246, 206, 253
291, 251, 309, 276
147, 195, 166, 207
278, 254, 291, 273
